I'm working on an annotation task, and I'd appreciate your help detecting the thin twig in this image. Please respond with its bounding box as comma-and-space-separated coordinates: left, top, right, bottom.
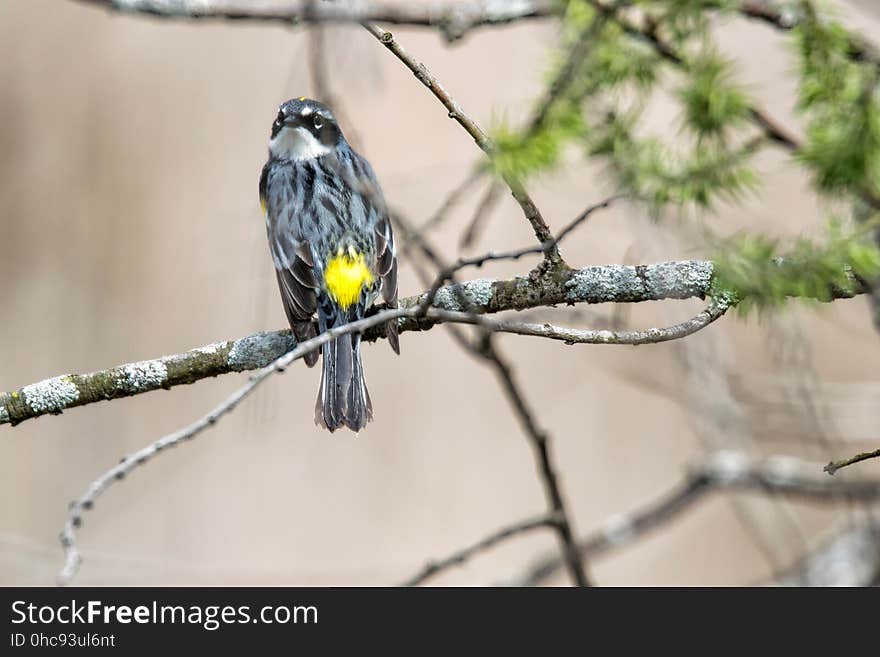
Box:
402, 513, 561, 586
419, 194, 628, 311
57, 305, 412, 584
825, 449, 880, 476
362, 23, 561, 260
459, 180, 503, 250
398, 166, 486, 262
422, 166, 486, 233
430, 299, 728, 345
478, 335, 591, 586
526, 9, 609, 135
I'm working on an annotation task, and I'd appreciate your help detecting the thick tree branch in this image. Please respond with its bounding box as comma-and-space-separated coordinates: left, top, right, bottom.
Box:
2, 258, 865, 428
513, 451, 880, 586
75, 0, 557, 40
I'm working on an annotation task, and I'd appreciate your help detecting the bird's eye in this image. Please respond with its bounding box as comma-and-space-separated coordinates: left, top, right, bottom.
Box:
313, 115, 324, 130
275, 111, 284, 124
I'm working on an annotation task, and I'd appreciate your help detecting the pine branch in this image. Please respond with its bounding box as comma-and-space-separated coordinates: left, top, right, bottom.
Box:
734, 0, 880, 68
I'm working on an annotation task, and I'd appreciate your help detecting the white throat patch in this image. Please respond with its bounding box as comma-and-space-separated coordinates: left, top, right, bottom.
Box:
269, 126, 331, 161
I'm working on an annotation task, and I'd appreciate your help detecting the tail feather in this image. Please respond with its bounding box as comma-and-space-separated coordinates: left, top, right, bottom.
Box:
315, 332, 372, 433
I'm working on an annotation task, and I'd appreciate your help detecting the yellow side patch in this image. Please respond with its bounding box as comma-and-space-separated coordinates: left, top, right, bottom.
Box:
259, 195, 267, 215
324, 251, 374, 310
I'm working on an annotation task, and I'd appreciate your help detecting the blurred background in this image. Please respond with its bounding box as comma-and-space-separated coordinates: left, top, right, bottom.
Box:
1, 0, 879, 586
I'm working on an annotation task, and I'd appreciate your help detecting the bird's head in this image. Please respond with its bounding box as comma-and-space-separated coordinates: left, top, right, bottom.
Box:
268, 97, 342, 161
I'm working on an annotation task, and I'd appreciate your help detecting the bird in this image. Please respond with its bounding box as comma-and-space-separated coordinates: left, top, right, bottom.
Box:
259, 97, 399, 433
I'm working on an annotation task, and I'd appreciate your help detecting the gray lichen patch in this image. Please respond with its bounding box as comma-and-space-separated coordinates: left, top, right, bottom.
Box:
195, 342, 225, 356
704, 450, 750, 485
228, 331, 295, 371
645, 260, 713, 300
564, 265, 641, 304
564, 261, 714, 304
22, 376, 80, 414
116, 360, 168, 393
0, 403, 8, 424
432, 278, 494, 311
602, 514, 637, 547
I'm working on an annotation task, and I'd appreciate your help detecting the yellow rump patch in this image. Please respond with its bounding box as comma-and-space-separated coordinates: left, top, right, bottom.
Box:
324, 249, 374, 310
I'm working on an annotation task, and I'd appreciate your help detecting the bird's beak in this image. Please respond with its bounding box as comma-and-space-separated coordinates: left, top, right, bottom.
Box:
282, 116, 303, 129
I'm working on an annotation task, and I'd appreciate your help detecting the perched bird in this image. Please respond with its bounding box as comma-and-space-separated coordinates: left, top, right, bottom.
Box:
259, 98, 399, 433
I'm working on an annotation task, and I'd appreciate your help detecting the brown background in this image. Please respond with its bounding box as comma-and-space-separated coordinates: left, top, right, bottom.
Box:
1, 0, 878, 585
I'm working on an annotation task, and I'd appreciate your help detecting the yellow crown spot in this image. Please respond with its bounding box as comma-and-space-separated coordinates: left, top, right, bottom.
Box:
299, 96, 307, 101
324, 251, 374, 310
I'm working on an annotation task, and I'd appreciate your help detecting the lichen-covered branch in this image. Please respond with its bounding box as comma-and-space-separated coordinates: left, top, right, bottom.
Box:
74, 0, 557, 40
58, 304, 411, 584
1, 259, 865, 428
513, 451, 880, 586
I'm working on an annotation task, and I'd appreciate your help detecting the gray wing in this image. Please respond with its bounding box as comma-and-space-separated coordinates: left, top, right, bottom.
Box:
373, 212, 399, 353
261, 163, 321, 366
348, 152, 400, 354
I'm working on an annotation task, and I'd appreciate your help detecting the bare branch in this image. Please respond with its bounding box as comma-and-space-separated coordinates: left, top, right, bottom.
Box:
58, 305, 412, 584
362, 23, 560, 259
402, 513, 561, 587
825, 448, 880, 476
74, 0, 557, 40
479, 336, 592, 586
459, 180, 502, 250
419, 167, 486, 234
394, 208, 593, 586
430, 299, 728, 344
513, 451, 880, 586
